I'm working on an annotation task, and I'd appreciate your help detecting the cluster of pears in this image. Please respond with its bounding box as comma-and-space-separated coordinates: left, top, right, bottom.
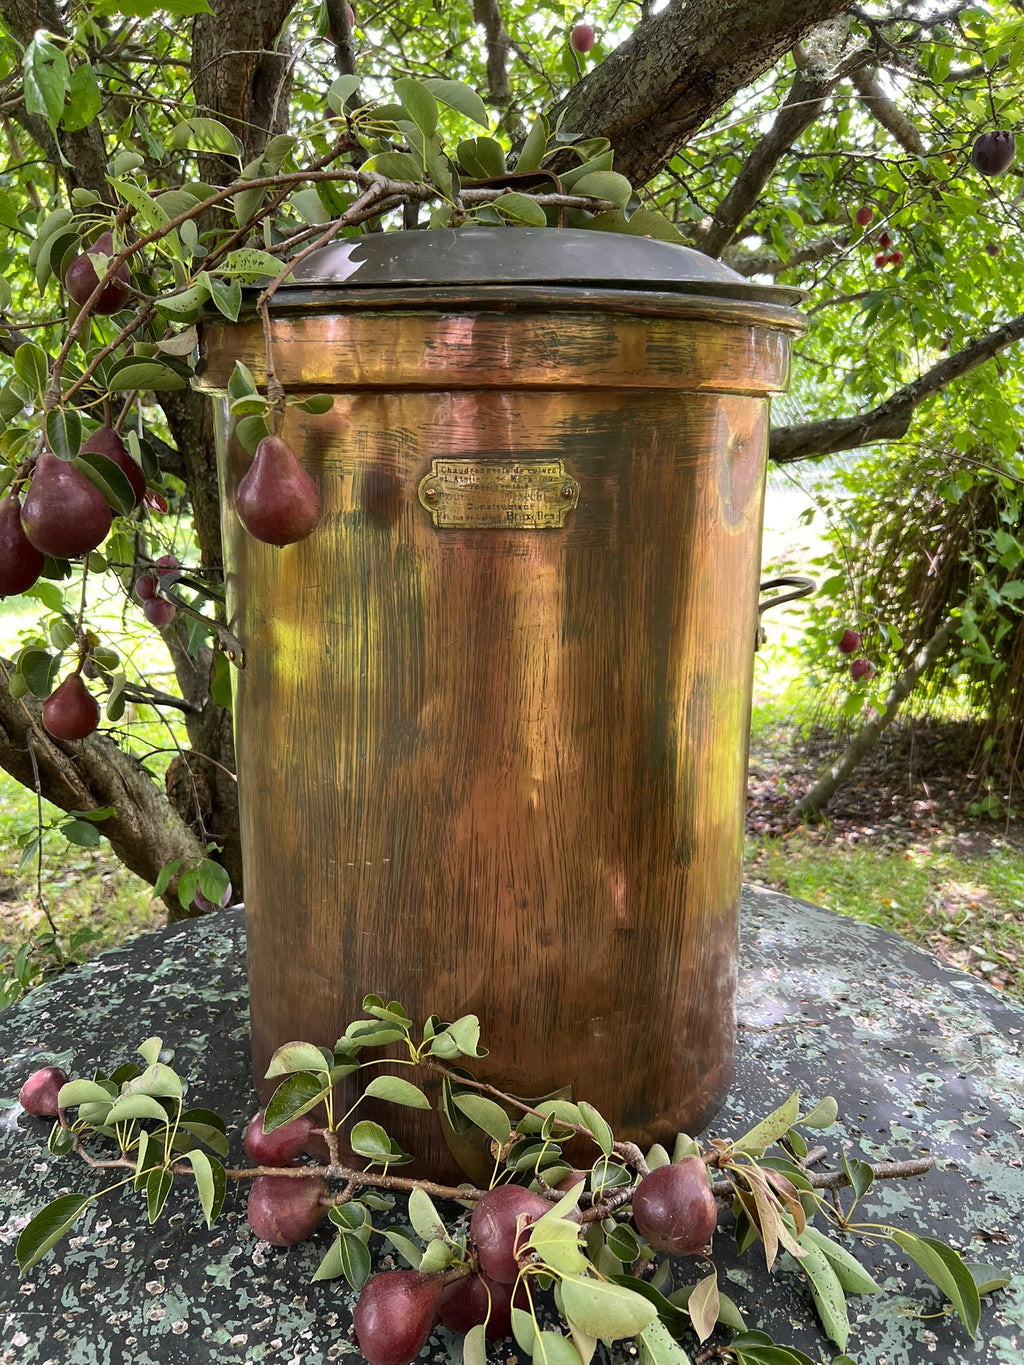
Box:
231, 1102, 719, 1365
0, 427, 146, 602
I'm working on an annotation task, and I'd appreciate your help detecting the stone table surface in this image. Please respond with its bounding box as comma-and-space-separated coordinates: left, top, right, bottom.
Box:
0, 886, 1021, 1365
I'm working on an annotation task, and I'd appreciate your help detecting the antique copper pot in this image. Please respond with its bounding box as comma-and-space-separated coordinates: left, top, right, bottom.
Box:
199, 228, 804, 1180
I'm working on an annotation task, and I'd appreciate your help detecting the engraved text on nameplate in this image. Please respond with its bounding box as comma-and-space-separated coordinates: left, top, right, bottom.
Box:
417, 459, 580, 529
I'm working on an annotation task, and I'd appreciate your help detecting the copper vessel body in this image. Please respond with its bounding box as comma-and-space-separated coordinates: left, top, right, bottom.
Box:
201, 290, 797, 1180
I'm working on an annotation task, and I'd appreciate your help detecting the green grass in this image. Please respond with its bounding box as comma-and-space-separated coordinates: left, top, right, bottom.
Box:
744, 832, 1024, 998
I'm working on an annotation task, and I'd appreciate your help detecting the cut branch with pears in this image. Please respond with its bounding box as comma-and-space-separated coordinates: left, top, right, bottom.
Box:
14, 995, 1008, 1365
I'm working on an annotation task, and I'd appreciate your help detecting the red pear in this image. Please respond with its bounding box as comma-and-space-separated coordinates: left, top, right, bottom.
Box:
19, 1065, 70, 1117
246, 1173, 328, 1245
42, 674, 101, 741
838, 629, 862, 655
438, 1270, 524, 1339
0, 494, 44, 597
470, 1184, 552, 1284
570, 23, 595, 53
353, 1270, 443, 1365
64, 231, 133, 314
81, 427, 146, 507
235, 435, 320, 547
143, 597, 176, 626
244, 1108, 316, 1166
970, 130, 1016, 177
631, 1157, 718, 1256
21, 452, 112, 558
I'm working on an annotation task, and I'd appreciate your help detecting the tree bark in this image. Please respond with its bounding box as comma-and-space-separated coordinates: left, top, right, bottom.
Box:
0, 668, 206, 917
792, 616, 960, 820
548, 0, 856, 186
770, 312, 1024, 464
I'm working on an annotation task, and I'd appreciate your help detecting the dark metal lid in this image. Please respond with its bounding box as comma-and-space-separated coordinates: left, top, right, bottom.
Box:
273, 227, 801, 308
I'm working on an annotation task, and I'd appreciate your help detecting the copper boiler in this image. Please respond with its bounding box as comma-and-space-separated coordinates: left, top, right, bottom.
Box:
199, 228, 804, 1180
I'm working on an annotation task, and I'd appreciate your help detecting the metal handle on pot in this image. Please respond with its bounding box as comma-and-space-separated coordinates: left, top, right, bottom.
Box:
756, 575, 815, 649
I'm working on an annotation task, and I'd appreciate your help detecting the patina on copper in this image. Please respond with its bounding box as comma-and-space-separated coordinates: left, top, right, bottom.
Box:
198, 228, 804, 1181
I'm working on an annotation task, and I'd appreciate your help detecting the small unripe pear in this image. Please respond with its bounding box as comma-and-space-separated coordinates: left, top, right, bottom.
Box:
42, 674, 101, 741
354, 1270, 444, 1365
246, 1174, 328, 1245
235, 435, 321, 546
970, 130, 1016, 177
838, 628, 862, 654
21, 452, 112, 558
64, 231, 133, 314
631, 1156, 718, 1256
0, 494, 44, 597
244, 1108, 316, 1166
19, 1065, 70, 1117
81, 427, 146, 507
470, 1184, 552, 1283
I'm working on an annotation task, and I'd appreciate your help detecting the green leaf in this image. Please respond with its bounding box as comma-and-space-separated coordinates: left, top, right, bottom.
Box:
891, 1231, 981, 1337
61, 819, 101, 848
800, 1096, 838, 1129
533, 1332, 582, 1364
146, 1166, 173, 1223
317, 1229, 371, 1287
203, 273, 242, 321
407, 1186, 448, 1243
447, 1014, 486, 1056
14, 343, 50, 397
292, 394, 334, 415
492, 192, 548, 226
687, 1267, 719, 1343
157, 283, 210, 318
16, 1193, 92, 1275
170, 118, 241, 158
964, 1261, 1011, 1296
263, 1071, 329, 1131
453, 1092, 511, 1144
107, 1092, 171, 1124
44, 409, 82, 462
18, 648, 60, 698
799, 1225, 880, 1294
577, 1101, 613, 1157
105, 356, 189, 393
57, 1078, 115, 1109
349, 1119, 412, 1165
560, 1276, 658, 1341
183, 1149, 225, 1228
528, 1216, 588, 1276
362, 1075, 432, 1110
463, 1322, 488, 1365
732, 1092, 800, 1155
605, 1223, 642, 1264
362, 150, 424, 181
840, 1153, 874, 1201
516, 114, 550, 174
123, 1061, 182, 1100
220, 248, 289, 281
457, 136, 507, 179
423, 79, 489, 128
265, 1042, 331, 1079
110, 177, 169, 229
60, 62, 102, 132
393, 78, 438, 136
381, 1226, 424, 1268
637, 1317, 694, 1365
797, 1235, 849, 1349
571, 171, 633, 209
68, 805, 116, 823
24, 36, 69, 131
93, 0, 213, 13
75, 450, 136, 516
327, 74, 361, 114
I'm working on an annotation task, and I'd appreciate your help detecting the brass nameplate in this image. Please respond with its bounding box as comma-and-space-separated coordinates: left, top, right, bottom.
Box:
418, 459, 579, 529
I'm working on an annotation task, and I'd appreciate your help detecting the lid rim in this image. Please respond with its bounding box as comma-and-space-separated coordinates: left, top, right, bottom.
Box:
260, 227, 802, 311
